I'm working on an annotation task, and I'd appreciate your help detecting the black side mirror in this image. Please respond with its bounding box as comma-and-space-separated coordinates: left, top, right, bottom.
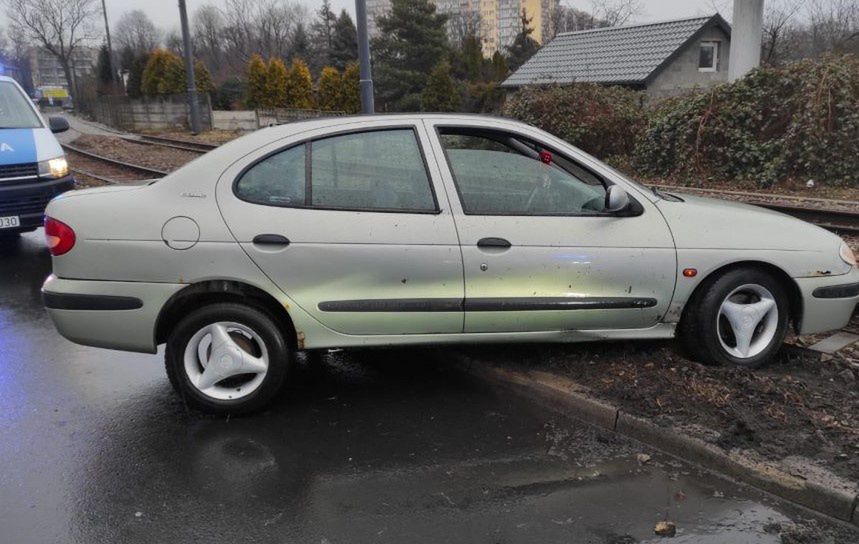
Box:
48, 116, 70, 134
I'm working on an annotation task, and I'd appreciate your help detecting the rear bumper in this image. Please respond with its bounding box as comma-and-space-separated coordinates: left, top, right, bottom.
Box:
42, 274, 184, 354
0, 175, 75, 231
796, 268, 859, 335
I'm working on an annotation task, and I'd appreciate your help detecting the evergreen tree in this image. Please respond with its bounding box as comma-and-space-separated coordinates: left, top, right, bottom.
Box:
505, 9, 541, 71
194, 60, 215, 94
490, 51, 509, 81
266, 57, 289, 108
290, 22, 310, 63
141, 49, 186, 96
96, 45, 114, 95
317, 66, 342, 111
422, 60, 461, 112
310, 0, 337, 70
340, 63, 361, 114
246, 53, 268, 108
330, 10, 358, 70
126, 52, 149, 98
284, 58, 314, 109
373, 0, 449, 110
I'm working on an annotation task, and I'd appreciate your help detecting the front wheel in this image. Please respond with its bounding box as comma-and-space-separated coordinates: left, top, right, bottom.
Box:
165, 303, 290, 415
679, 268, 790, 368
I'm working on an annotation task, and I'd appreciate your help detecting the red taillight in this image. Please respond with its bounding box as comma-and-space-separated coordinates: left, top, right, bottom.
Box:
44, 217, 76, 256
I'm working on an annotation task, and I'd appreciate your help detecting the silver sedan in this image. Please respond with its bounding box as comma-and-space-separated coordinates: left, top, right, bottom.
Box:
42, 114, 859, 414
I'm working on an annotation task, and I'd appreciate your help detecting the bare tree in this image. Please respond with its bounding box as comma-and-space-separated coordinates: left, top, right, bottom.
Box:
808, 0, 859, 55
194, 4, 223, 69
589, 0, 642, 27
5, 0, 99, 98
113, 9, 160, 55
762, 0, 803, 64
219, 0, 307, 72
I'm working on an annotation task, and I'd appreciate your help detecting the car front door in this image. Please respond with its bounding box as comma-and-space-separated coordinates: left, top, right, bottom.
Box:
424, 120, 676, 334
217, 121, 464, 336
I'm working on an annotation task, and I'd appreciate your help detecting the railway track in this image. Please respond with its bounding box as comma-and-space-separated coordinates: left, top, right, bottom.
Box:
62, 143, 168, 183
654, 184, 859, 235
125, 135, 219, 154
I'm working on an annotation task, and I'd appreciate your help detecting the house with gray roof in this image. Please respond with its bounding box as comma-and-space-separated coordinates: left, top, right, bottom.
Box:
502, 14, 732, 99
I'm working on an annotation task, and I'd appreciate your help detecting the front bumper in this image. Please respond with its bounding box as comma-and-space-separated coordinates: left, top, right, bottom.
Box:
0, 175, 75, 231
42, 274, 184, 353
795, 268, 859, 335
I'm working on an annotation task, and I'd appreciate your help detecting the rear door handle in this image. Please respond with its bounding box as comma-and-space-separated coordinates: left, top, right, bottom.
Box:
252, 234, 290, 246
477, 237, 511, 248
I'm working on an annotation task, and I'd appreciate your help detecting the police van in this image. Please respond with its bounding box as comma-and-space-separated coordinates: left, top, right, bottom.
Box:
0, 75, 74, 236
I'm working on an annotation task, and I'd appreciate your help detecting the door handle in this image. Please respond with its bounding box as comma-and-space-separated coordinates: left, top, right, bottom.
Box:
252, 234, 290, 246
477, 237, 511, 249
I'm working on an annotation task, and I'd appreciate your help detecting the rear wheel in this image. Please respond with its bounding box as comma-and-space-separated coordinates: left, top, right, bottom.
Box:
679, 268, 789, 368
165, 303, 290, 415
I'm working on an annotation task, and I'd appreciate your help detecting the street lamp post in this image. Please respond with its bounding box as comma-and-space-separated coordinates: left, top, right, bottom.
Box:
178, 0, 202, 134
355, 0, 375, 114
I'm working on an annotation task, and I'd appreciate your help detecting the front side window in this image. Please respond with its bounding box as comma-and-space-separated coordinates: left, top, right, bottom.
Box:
236, 129, 436, 213
699, 41, 719, 72
438, 128, 607, 216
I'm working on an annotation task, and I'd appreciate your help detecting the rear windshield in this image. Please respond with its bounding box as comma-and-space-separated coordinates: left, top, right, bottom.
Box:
0, 82, 42, 129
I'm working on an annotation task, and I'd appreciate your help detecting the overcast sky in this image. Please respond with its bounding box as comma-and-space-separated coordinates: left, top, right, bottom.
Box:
98, 0, 730, 34
0, 0, 733, 37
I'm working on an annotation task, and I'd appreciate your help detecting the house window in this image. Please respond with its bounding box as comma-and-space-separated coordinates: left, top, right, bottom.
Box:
699, 41, 719, 72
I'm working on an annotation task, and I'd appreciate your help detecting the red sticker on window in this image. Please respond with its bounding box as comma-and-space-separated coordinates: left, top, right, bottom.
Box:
539, 150, 552, 164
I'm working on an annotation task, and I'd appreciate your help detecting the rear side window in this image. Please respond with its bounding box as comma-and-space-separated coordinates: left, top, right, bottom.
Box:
235, 128, 436, 212
235, 144, 305, 206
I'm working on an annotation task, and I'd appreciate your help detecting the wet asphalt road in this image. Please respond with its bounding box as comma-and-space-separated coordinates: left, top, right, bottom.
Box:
0, 230, 847, 543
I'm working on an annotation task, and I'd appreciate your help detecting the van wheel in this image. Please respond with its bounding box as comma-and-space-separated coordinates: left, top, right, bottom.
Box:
165, 303, 290, 415
679, 268, 789, 368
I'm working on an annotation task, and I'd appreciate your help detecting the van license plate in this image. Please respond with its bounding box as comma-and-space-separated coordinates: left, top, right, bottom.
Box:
0, 216, 20, 229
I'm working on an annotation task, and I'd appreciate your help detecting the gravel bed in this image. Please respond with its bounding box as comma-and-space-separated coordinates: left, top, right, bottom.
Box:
652, 178, 859, 207
146, 129, 243, 146
655, 183, 859, 213
65, 149, 155, 185
70, 135, 200, 172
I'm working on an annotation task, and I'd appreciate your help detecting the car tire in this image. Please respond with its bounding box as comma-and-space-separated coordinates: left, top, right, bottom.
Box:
679, 268, 790, 369
165, 303, 290, 415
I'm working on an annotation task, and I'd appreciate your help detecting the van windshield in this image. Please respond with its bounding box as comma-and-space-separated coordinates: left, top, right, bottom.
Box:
0, 82, 42, 129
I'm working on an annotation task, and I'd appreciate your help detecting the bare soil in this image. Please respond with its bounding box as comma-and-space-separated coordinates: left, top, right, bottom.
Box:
460, 332, 859, 485
145, 129, 243, 146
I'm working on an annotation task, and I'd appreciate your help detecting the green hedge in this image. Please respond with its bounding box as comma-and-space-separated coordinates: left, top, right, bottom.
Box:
635, 55, 859, 188
503, 56, 859, 188
503, 83, 648, 161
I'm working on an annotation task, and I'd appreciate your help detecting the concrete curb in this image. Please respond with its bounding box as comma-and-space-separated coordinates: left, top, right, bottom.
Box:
456, 358, 859, 526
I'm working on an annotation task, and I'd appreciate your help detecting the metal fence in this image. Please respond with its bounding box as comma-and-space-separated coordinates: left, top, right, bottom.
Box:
78, 92, 213, 132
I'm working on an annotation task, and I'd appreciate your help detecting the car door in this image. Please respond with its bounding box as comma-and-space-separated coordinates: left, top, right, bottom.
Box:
424, 119, 676, 333
216, 121, 464, 336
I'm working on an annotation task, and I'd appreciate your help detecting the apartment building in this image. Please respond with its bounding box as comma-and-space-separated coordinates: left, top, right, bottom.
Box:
28, 46, 98, 90
367, 0, 556, 56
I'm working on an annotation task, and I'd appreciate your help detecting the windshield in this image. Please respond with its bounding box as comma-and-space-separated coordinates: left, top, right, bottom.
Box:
0, 82, 42, 129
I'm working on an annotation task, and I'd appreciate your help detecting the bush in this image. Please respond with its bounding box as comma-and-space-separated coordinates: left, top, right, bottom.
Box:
635, 55, 859, 187
284, 58, 314, 109
213, 77, 245, 110
317, 66, 343, 111
141, 49, 185, 96
503, 83, 647, 160
246, 54, 268, 108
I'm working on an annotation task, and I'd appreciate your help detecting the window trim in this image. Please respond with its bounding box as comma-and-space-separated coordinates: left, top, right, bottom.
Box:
698, 41, 719, 72
232, 125, 442, 215
434, 125, 642, 218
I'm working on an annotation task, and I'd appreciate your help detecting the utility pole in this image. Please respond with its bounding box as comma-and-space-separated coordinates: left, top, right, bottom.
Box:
728, 0, 765, 81
355, 0, 375, 114
100, 0, 118, 85
178, 0, 202, 134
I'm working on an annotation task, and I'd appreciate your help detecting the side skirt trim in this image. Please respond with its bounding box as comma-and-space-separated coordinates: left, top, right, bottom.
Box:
318, 297, 657, 312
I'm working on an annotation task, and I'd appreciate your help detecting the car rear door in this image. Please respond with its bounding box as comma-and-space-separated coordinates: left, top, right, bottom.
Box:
216, 120, 464, 336
424, 119, 676, 333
